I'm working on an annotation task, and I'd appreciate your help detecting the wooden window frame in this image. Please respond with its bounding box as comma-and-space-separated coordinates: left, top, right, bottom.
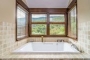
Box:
16, 4, 29, 41
29, 13, 67, 37
68, 5, 78, 40
67, 0, 78, 40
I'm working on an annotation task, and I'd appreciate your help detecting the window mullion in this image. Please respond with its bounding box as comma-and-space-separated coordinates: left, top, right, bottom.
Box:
47, 13, 50, 36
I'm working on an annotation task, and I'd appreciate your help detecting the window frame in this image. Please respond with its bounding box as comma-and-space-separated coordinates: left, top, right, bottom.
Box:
16, 4, 29, 41
49, 13, 67, 36
68, 5, 78, 40
29, 13, 67, 37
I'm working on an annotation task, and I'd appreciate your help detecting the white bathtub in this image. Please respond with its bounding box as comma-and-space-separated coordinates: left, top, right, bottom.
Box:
13, 42, 80, 54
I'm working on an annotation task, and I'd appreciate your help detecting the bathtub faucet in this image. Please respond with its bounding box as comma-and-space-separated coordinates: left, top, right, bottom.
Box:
41, 36, 44, 42
57, 39, 64, 42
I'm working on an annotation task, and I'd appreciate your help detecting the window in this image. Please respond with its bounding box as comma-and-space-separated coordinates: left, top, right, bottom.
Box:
32, 14, 47, 22
17, 5, 28, 40
49, 14, 66, 35
30, 14, 66, 36
31, 14, 47, 35
50, 14, 65, 22
68, 6, 77, 38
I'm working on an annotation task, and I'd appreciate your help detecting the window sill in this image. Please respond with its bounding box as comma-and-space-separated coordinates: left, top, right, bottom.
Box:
68, 36, 77, 41
29, 35, 67, 37
16, 36, 28, 41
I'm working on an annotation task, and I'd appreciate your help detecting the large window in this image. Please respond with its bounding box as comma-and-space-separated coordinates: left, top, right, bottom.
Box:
30, 14, 66, 36
31, 14, 47, 35
49, 14, 65, 35
50, 24, 65, 35
68, 6, 77, 39
17, 5, 28, 40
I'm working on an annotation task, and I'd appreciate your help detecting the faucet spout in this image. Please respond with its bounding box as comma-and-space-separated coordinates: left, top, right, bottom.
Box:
41, 36, 43, 42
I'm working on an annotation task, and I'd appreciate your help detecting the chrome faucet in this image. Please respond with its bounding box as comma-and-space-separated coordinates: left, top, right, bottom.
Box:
57, 39, 64, 42
71, 44, 79, 51
41, 36, 44, 42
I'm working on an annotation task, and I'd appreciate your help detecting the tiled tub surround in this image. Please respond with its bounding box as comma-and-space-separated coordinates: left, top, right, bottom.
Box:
0, 37, 90, 60
0, 38, 89, 60
69, 21, 90, 55
0, 53, 90, 60
0, 22, 28, 57
0, 22, 90, 60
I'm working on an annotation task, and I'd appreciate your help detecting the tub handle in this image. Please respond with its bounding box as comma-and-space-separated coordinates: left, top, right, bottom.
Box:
57, 39, 64, 42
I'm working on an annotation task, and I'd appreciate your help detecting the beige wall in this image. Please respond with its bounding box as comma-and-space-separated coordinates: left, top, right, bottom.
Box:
0, 0, 15, 23
78, 0, 90, 23
0, 0, 28, 56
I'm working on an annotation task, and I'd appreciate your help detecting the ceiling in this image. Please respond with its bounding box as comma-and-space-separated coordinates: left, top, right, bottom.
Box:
23, 0, 70, 8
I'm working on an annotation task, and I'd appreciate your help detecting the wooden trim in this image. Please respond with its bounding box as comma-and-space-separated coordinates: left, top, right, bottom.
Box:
65, 13, 68, 37
50, 22, 66, 24
47, 13, 49, 36
26, 12, 29, 37
15, 1, 17, 41
31, 22, 66, 24
29, 8, 67, 14
17, 36, 28, 41
28, 12, 30, 37
31, 22, 47, 24
16, 0, 29, 11
76, 2, 78, 40
68, 0, 77, 11
30, 35, 67, 37
68, 36, 77, 40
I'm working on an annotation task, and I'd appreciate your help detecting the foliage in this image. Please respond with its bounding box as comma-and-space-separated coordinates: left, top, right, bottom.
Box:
32, 24, 46, 35
50, 24, 65, 35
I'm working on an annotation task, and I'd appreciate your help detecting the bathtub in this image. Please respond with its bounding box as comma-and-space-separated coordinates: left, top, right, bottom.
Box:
13, 42, 80, 54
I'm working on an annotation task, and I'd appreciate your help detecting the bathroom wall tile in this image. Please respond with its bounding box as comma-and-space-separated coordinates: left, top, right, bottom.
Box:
58, 59, 63, 60
69, 21, 90, 55
0, 22, 28, 56
28, 37, 68, 42
84, 59, 90, 60
73, 59, 84, 60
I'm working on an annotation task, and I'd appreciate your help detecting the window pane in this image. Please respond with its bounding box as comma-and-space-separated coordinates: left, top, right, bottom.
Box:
50, 14, 65, 22
32, 24, 47, 35
17, 7, 27, 38
32, 14, 47, 22
50, 24, 65, 35
70, 6, 77, 36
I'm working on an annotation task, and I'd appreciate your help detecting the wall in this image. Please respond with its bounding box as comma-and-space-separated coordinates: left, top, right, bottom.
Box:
0, 0, 28, 56
68, 0, 90, 54
28, 37, 68, 42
